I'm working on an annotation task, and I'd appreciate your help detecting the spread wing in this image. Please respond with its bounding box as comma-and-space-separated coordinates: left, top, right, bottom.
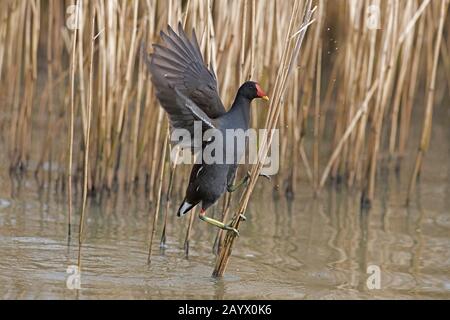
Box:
173, 88, 217, 131
144, 22, 226, 139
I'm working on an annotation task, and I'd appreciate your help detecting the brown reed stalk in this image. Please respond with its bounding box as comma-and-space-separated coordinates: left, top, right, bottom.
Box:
212, 0, 315, 277
319, 80, 379, 189
78, 6, 96, 270
399, 8, 426, 159
239, 0, 248, 83
160, 141, 179, 248
184, 207, 197, 257
407, 0, 448, 205
313, 1, 324, 191
128, 27, 146, 188
365, 0, 397, 206
67, 0, 80, 236
147, 133, 168, 264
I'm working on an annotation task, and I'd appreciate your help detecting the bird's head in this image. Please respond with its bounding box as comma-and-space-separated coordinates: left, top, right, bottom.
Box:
238, 81, 269, 102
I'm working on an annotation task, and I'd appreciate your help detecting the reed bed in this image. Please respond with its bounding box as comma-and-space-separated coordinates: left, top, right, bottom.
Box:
0, 0, 448, 275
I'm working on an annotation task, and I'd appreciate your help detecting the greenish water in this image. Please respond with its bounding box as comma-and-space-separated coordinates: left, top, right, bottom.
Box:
0, 108, 449, 300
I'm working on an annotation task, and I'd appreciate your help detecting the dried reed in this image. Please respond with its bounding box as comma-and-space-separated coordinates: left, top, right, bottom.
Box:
0, 0, 447, 276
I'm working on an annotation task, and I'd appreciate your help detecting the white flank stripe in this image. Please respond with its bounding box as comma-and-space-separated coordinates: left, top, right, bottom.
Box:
185, 102, 216, 129
196, 166, 203, 177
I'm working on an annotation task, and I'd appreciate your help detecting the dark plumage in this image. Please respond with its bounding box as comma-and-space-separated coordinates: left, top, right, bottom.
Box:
144, 23, 269, 235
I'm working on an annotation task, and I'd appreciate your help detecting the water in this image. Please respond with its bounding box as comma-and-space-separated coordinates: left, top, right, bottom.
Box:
0, 112, 449, 300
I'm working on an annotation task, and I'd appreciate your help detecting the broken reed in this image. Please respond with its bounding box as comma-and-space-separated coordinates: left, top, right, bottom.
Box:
0, 0, 448, 264
213, 0, 316, 277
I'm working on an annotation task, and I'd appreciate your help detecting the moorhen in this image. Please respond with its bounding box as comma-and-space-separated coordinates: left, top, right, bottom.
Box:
144, 23, 269, 236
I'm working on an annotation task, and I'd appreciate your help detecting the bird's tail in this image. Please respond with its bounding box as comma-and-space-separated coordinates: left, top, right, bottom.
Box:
177, 200, 197, 217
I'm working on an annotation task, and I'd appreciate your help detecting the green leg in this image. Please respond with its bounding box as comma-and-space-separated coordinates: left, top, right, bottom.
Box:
227, 171, 271, 193
199, 210, 240, 237
227, 175, 250, 193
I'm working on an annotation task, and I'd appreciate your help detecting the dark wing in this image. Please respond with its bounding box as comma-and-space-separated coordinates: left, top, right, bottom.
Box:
145, 22, 226, 134
173, 88, 217, 130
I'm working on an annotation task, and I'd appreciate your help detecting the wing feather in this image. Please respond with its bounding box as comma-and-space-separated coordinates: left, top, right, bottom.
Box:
145, 22, 226, 122
144, 22, 227, 150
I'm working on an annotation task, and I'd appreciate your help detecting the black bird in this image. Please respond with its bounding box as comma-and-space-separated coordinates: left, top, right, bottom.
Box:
144, 23, 269, 236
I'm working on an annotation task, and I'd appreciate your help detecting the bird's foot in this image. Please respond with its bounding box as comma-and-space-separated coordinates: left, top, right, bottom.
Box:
246, 171, 272, 181
223, 224, 240, 237
227, 173, 271, 193
231, 213, 247, 223
199, 214, 240, 237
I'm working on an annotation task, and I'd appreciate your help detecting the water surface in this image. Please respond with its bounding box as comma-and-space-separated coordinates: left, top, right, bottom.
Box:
0, 110, 449, 300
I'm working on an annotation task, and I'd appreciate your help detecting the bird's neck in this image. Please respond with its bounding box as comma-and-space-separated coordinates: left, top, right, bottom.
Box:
229, 94, 251, 127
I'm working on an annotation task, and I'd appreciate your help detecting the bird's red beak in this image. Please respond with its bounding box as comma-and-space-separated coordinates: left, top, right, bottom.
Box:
256, 83, 269, 101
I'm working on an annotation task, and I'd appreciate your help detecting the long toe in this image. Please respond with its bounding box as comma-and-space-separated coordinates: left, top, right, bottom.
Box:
239, 214, 247, 221
247, 171, 271, 181
224, 225, 240, 237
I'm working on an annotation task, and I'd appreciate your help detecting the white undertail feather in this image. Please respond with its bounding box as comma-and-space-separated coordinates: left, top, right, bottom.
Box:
178, 201, 194, 217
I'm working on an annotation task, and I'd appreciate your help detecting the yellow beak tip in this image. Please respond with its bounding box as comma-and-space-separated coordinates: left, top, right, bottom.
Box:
262, 96, 270, 101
